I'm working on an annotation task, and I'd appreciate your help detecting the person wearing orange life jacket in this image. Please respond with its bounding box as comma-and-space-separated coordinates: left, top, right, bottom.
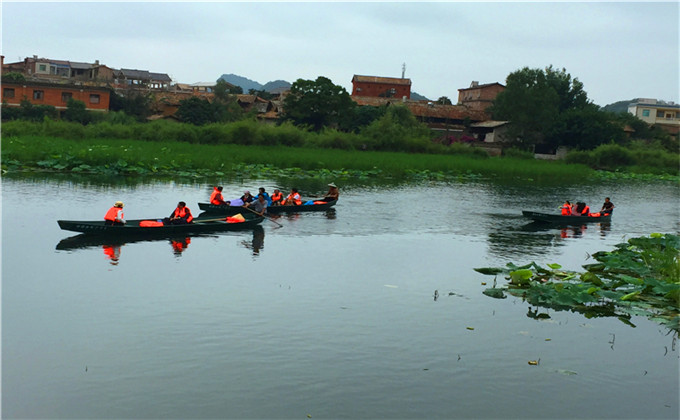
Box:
282, 188, 302, 206
164, 201, 194, 225
560, 200, 573, 216
210, 186, 227, 205
104, 201, 125, 226
270, 189, 284, 206
573, 202, 590, 216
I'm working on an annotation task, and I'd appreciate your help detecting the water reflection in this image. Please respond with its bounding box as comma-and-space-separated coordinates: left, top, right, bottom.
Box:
102, 244, 121, 265
170, 237, 191, 256
239, 225, 265, 257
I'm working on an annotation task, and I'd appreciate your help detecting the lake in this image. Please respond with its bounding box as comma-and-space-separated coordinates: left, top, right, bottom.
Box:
2, 174, 679, 419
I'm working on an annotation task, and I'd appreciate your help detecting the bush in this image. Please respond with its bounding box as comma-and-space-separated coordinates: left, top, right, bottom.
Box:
503, 147, 535, 159
592, 144, 635, 169
565, 150, 595, 166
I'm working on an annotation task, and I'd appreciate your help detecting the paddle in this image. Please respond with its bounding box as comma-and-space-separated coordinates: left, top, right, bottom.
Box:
242, 205, 283, 227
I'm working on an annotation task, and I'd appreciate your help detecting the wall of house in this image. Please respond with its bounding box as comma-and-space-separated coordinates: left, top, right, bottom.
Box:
352, 81, 410, 99
1, 82, 110, 111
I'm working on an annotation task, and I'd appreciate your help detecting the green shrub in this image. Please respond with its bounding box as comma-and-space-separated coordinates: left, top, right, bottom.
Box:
565, 150, 595, 166
504, 147, 534, 159
592, 144, 635, 169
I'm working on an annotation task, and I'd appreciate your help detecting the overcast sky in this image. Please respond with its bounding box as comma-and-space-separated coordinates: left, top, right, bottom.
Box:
2, 1, 678, 106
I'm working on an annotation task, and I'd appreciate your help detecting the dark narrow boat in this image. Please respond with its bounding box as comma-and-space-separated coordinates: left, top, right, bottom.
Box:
522, 210, 612, 224
58, 212, 263, 235
198, 199, 337, 214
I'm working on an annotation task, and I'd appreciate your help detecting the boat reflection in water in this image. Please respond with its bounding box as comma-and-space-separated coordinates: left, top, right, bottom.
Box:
56, 227, 264, 262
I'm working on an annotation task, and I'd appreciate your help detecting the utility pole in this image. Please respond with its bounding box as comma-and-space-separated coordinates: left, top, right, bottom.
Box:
401, 63, 406, 79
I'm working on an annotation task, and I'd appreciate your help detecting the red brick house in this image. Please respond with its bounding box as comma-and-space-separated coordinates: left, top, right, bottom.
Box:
351, 75, 411, 99
457, 81, 505, 112
1, 80, 111, 112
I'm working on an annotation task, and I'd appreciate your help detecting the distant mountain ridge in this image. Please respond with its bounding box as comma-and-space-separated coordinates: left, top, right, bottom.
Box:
219, 74, 291, 93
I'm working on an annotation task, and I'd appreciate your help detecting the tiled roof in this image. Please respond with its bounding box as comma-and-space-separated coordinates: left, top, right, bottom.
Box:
458, 82, 504, 91
352, 75, 411, 86
149, 72, 172, 82
351, 96, 487, 121
470, 120, 510, 128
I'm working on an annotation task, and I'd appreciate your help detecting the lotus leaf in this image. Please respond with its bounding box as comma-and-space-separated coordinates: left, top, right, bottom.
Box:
547, 263, 562, 270
580, 272, 604, 287
509, 269, 533, 285
474, 267, 504, 275
483, 288, 506, 299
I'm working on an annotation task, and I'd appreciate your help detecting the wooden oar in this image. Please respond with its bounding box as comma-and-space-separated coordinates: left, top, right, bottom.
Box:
242, 205, 283, 227
193, 217, 229, 223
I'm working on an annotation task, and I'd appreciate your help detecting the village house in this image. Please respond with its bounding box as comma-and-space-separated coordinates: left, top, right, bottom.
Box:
457, 81, 505, 113
627, 98, 680, 137
1, 79, 111, 112
351, 75, 411, 99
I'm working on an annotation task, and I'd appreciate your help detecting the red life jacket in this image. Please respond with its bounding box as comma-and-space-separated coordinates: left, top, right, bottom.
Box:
285, 192, 301, 205
210, 188, 225, 205
173, 207, 193, 223
561, 205, 572, 216
271, 192, 283, 203
104, 206, 123, 222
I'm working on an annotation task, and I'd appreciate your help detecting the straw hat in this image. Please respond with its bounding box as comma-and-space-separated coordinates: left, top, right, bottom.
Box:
328, 183, 337, 188
114, 201, 124, 208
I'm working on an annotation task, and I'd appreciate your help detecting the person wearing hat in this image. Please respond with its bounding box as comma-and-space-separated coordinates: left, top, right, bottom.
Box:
240, 190, 255, 204
104, 201, 125, 226
321, 183, 339, 202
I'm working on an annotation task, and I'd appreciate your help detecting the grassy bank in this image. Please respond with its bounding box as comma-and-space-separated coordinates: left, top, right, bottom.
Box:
1, 134, 598, 182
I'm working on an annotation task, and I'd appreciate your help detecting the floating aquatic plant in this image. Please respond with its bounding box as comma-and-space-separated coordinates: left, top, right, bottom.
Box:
475, 233, 680, 331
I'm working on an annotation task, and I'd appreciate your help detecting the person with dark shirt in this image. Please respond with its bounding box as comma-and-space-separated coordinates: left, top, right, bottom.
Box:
600, 197, 615, 215
241, 190, 255, 204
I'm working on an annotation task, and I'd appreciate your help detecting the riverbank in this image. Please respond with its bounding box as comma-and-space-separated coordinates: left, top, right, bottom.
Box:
2, 135, 678, 183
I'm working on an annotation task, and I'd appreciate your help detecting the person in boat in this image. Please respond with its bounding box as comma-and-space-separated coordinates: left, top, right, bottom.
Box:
573, 202, 590, 216
210, 186, 227, 206
104, 201, 125, 226
600, 197, 615, 215
560, 200, 572, 215
282, 188, 302, 206
241, 190, 255, 204
165, 201, 194, 225
257, 187, 272, 206
245, 193, 268, 216
270, 189, 284, 206
321, 183, 339, 202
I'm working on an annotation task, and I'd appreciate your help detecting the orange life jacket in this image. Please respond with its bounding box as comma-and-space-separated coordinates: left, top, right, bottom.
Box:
580, 206, 590, 216
173, 207, 193, 223
104, 206, 123, 222
285, 192, 301, 205
209, 188, 224, 205
561, 205, 572, 216
271, 192, 283, 203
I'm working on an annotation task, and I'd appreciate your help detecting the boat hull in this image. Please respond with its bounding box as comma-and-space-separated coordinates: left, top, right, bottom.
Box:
522, 211, 612, 224
198, 200, 337, 214
58, 213, 263, 235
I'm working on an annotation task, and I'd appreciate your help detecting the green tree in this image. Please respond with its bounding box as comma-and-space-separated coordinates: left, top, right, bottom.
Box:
109, 90, 152, 121
213, 79, 245, 122
282, 76, 356, 131
176, 97, 219, 125
1, 72, 26, 82
437, 96, 452, 105
360, 105, 432, 151
547, 105, 624, 150
63, 99, 90, 124
490, 66, 592, 147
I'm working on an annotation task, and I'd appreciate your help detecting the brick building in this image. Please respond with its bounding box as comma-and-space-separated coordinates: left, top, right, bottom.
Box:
457, 81, 505, 112
1, 80, 111, 112
351, 75, 411, 99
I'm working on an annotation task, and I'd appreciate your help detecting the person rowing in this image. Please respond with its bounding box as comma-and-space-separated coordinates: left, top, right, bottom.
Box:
321, 183, 339, 202
244, 193, 268, 216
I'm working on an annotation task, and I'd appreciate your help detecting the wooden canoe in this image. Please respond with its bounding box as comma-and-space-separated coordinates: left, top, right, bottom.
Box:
522, 210, 612, 224
198, 199, 337, 214
57, 212, 263, 235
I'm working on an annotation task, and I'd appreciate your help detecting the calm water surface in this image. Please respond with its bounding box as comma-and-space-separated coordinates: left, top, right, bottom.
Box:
2, 175, 679, 419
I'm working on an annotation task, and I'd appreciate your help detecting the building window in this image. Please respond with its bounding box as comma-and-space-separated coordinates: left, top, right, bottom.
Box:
642, 109, 650, 117
33, 90, 44, 100
666, 112, 675, 120
3, 88, 15, 98
657, 110, 665, 118
89, 94, 100, 104
62, 92, 73, 102
39, 64, 47, 72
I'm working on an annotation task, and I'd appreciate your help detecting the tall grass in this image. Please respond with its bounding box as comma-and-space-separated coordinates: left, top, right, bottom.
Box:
2, 134, 592, 181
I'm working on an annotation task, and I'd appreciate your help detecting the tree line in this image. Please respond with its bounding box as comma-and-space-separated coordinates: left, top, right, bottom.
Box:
1, 66, 677, 155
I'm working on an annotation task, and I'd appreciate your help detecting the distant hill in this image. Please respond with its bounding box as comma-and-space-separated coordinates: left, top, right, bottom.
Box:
601, 99, 637, 114
219, 74, 291, 93
411, 91, 429, 101
262, 80, 291, 93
